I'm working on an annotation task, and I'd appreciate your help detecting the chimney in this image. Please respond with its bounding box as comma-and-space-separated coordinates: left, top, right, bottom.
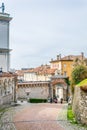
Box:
57, 54, 61, 60
57, 55, 59, 60
68, 56, 70, 60
51, 58, 53, 61
59, 54, 61, 60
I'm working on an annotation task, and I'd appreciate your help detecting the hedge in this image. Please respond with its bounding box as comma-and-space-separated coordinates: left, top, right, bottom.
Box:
29, 98, 47, 103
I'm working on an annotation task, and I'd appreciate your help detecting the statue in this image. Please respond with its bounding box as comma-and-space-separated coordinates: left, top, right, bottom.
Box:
0, 3, 5, 13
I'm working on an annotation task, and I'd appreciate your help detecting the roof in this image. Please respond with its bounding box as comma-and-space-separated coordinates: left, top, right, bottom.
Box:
0, 72, 17, 77
61, 55, 85, 60
16, 65, 56, 76
33, 66, 56, 75
15, 69, 33, 76
50, 54, 85, 63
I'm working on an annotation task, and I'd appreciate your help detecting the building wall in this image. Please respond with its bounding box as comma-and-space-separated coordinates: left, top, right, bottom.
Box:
24, 72, 52, 81
50, 61, 59, 69
61, 61, 73, 78
0, 54, 8, 72
0, 76, 15, 105
0, 21, 9, 48
38, 74, 51, 81
50, 60, 73, 79
24, 72, 37, 81
0, 13, 12, 72
17, 83, 49, 99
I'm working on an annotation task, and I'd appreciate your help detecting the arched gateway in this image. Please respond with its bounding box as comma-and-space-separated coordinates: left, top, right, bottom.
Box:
50, 75, 69, 102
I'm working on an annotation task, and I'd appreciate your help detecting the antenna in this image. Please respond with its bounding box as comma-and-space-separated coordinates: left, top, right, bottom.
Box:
0, 3, 5, 13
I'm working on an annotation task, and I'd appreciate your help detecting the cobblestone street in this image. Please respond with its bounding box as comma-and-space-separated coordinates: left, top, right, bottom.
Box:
0, 102, 87, 130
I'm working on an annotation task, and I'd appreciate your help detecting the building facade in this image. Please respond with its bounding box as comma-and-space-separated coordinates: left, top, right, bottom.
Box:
16, 65, 69, 101
17, 81, 50, 100
16, 65, 56, 82
16, 75, 69, 102
0, 12, 12, 72
50, 53, 85, 79
0, 72, 17, 105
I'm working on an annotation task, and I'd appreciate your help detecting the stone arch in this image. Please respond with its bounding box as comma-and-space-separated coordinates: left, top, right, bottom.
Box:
51, 78, 68, 101
52, 79, 67, 87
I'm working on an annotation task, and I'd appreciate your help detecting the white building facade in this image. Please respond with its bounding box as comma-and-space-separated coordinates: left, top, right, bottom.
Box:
0, 12, 12, 72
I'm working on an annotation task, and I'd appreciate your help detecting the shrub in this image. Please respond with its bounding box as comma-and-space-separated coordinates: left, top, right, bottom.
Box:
29, 98, 47, 103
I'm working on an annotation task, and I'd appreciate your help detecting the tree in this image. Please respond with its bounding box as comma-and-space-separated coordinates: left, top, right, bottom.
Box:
71, 65, 87, 93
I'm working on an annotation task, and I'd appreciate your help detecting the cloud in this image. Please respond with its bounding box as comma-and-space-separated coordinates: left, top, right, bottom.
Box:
1, 0, 87, 69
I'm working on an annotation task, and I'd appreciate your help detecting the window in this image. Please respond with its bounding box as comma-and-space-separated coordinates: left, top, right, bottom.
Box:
64, 71, 67, 76
64, 64, 66, 68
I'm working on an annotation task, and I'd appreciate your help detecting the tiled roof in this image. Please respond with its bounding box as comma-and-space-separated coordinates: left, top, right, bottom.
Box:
0, 72, 17, 77
61, 55, 85, 61
15, 69, 33, 76
16, 65, 56, 76
33, 65, 56, 75
50, 54, 85, 62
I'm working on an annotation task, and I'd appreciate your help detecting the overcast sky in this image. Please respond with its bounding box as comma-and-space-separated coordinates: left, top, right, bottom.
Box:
1, 0, 87, 69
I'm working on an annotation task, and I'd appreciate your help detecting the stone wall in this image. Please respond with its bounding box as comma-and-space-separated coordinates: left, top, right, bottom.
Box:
0, 72, 17, 106
17, 84, 49, 100
72, 86, 87, 125
2, 94, 13, 105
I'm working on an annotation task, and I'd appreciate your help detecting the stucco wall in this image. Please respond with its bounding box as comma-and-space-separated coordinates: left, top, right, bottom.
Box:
72, 86, 87, 125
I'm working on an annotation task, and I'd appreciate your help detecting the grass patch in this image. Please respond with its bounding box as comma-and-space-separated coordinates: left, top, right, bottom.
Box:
0, 107, 7, 119
67, 105, 77, 124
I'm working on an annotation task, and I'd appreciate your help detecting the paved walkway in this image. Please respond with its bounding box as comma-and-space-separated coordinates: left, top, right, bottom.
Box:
14, 103, 65, 130
0, 103, 87, 130
57, 105, 87, 130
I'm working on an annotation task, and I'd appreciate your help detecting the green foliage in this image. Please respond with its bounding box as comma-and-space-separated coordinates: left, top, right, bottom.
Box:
29, 98, 47, 103
71, 65, 87, 85
77, 79, 87, 87
0, 108, 5, 113
64, 78, 70, 85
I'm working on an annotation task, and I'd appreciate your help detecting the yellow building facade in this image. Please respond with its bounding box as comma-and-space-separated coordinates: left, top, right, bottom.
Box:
61, 60, 73, 79
50, 54, 84, 80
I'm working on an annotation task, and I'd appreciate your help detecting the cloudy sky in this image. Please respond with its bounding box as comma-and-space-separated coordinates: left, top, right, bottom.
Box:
1, 0, 87, 69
